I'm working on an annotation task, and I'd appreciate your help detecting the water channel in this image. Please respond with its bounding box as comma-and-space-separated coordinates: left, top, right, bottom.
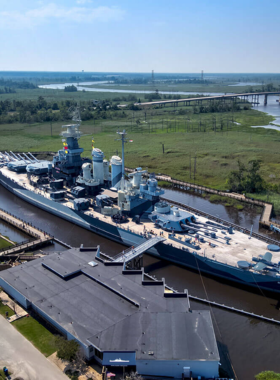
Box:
1, 183, 280, 379
2, 82, 280, 378
39, 82, 280, 129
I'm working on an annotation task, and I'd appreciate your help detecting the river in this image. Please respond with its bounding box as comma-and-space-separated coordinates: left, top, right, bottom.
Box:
1, 183, 280, 379
39, 81, 280, 129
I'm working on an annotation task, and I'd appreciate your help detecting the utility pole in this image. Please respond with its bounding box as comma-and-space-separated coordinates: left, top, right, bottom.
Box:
50, 120, 52, 137
194, 154, 197, 181
189, 154, 192, 180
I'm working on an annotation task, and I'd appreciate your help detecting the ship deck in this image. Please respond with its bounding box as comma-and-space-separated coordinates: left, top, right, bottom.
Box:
1, 167, 280, 272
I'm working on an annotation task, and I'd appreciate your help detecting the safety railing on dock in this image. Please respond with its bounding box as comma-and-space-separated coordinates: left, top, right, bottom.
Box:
125, 167, 276, 229
0, 207, 54, 256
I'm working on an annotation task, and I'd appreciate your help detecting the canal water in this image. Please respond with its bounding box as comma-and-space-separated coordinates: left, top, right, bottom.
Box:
1, 184, 280, 379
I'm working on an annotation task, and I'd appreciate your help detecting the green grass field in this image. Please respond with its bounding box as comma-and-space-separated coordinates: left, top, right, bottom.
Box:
0, 108, 276, 188
0, 301, 15, 318
0, 237, 13, 250
12, 315, 57, 357
1, 85, 280, 213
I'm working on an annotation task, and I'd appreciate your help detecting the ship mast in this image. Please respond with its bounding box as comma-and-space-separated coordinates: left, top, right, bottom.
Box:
115, 130, 128, 181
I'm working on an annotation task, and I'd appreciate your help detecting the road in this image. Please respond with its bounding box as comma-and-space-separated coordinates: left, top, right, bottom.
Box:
0, 316, 68, 380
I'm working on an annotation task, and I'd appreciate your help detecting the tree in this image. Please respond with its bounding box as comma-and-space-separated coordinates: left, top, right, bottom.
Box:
226, 159, 264, 194
255, 371, 280, 380
64, 85, 78, 92
10, 300, 17, 314
244, 160, 264, 193
73, 347, 87, 373
55, 336, 79, 361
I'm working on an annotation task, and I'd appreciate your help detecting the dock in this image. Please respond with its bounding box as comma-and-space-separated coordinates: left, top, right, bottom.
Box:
0, 208, 54, 256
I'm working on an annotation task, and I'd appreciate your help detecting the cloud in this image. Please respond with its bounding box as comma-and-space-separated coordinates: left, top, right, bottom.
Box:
76, 0, 92, 4
0, 3, 124, 29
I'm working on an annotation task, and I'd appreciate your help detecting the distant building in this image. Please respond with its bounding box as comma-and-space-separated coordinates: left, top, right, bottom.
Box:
92, 99, 101, 106
0, 246, 219, 379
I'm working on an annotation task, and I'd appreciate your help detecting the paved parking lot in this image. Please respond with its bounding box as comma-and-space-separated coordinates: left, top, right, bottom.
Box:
0, 316, 68, 380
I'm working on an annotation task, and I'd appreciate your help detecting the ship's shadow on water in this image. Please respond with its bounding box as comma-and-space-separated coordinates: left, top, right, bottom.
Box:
217, 341, 236, 379
144, 253, 280, 303
143, 259, 170, 273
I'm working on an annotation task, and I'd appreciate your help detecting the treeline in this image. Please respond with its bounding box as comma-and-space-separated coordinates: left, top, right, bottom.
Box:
144, 93, 204, 102
0, 78, 37, 89
0, 96, 128, 124
165, 79, 213, 84
112, 94, 137, 102
246, 83, 280, 93
114, 78, 150, 85
192, 102, 246, 114
64, 85, 78, 92
113, 78, 213, 85
0, 87, 16, 94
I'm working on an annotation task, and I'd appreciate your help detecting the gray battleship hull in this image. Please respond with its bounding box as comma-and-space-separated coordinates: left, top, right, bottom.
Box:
1, 171, 280, 295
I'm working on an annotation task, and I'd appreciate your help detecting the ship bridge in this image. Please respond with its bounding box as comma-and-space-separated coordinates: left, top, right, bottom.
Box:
113, 236, 165, 263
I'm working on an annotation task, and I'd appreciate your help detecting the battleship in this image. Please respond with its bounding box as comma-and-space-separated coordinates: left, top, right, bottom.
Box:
1, 110, 280, 294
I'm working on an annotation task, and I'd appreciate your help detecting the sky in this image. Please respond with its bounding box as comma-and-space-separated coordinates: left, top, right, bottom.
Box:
0, 0, 279, 73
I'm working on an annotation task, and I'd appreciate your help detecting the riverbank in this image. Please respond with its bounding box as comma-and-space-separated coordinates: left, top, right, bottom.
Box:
0, 237, 13, 250
159, 180, 263, 212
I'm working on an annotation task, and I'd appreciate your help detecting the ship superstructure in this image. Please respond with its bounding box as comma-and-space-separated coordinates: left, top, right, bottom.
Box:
1, 114, 280, 295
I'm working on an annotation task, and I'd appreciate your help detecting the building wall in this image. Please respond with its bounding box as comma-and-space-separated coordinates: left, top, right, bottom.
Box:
31, 303, 94, 360
0, 279, 96, 361
0, 278, 31, 309
136, 359, 219, 379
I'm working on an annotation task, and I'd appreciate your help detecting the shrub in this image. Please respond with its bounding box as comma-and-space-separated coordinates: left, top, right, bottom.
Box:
55, 336, 79, 361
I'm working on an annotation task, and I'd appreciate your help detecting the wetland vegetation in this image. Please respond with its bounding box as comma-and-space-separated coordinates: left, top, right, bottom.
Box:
1, 72, 280, 214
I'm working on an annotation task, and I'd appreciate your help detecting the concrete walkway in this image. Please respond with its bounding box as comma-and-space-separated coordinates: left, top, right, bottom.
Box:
0, 291, 27, 322
0, 208, 53, 256
0, 315, 68, 380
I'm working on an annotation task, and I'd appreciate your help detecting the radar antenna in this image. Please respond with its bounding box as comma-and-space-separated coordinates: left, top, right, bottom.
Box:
68, 105, 81, 126
61, 105, 83, 139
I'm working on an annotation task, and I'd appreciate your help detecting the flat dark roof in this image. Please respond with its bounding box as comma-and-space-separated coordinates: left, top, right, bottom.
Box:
0, 248, 219, 361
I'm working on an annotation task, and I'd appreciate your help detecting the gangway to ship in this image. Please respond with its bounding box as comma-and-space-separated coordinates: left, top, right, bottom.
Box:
113, 236, 166, 263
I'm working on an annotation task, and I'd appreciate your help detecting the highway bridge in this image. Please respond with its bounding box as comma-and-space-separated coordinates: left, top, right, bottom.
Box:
135, 92, 280, 108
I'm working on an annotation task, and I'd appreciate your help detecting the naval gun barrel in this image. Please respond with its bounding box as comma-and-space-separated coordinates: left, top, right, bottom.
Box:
22, 153, 33, 163
6, 151, 17, 161
28, 152, 39, 162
